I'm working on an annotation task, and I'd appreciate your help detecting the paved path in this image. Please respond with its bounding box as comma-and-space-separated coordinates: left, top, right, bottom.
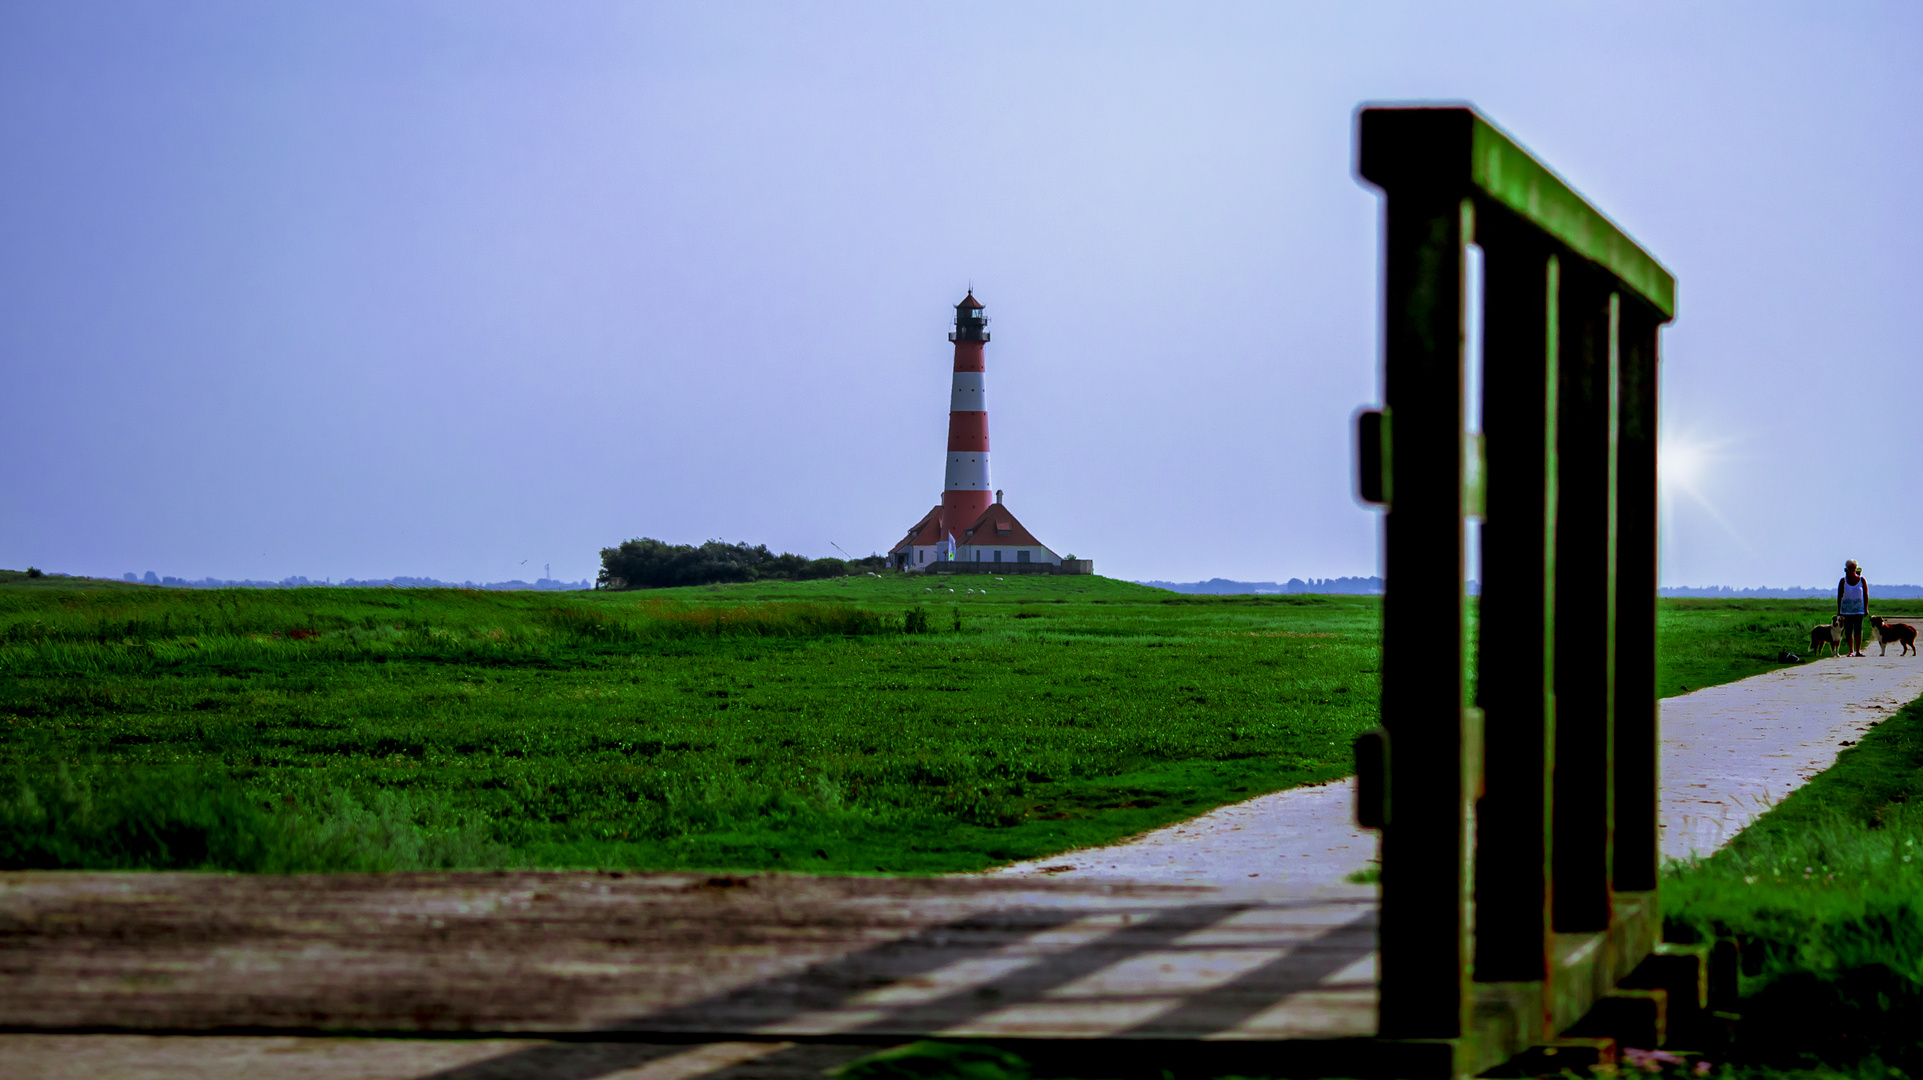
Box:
1659, 649, 1923, 859
0, 1034, 868, 1080
992, 651, 1923, 885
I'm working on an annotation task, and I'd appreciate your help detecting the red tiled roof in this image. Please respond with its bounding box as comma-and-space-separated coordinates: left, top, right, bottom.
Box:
956, 292, 983, 311
890, 501, 1057, 559
957, 504, 1050, 552
889, 505, 948, 554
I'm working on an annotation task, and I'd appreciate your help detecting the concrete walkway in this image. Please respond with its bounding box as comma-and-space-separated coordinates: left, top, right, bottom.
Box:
992, 651, 1923, 885
0, 1034, 869, 1080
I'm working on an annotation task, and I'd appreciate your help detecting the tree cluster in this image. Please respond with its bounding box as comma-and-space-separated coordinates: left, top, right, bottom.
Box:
597, 538, 883, 590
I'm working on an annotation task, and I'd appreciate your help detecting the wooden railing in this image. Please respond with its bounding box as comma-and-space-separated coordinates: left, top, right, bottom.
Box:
1353, 105, 1676, 1064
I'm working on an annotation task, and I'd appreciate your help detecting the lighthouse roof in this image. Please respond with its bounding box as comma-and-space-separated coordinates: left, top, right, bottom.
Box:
958, 504, 1049, 551
956, 292, 984, 310
888, 505, 948, 554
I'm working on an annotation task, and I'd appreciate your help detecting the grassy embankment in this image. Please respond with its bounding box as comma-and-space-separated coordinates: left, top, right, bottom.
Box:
1, 574, 1385, 872
1, 580, 1905, 877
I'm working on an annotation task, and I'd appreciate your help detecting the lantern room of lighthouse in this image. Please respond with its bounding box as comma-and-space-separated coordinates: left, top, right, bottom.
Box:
949, 296, 988, 344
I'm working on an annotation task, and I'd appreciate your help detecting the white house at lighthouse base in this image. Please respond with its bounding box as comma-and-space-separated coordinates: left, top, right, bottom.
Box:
890, 499, 1087, 573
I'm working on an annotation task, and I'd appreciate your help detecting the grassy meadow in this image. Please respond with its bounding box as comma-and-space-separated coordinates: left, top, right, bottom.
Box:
0, 574, 1383, 873
1, 577, 1913, 876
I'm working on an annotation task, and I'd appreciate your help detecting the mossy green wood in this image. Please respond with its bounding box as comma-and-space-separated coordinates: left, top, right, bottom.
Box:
1469, 116, 1676, 320
1358, 105, 1676, 321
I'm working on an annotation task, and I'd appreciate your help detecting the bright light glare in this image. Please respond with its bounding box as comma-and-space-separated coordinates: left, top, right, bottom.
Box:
1659, 432, 1752, 556
1661, 439, 1710, 494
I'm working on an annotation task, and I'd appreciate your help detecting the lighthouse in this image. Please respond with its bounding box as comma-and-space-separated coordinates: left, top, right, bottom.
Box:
942, 293, 994, 531
890, 293, 1082, 574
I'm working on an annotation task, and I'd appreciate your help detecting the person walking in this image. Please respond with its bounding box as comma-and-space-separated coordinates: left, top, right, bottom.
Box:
1838, 559, 1872, 658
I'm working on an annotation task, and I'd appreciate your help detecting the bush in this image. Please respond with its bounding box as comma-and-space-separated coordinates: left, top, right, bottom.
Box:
597, 539, 854, 589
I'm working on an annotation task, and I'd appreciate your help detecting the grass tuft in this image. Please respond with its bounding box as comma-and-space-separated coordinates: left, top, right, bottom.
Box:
0, 766, 504, 872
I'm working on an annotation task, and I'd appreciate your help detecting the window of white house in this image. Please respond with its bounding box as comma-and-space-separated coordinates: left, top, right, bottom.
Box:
1017, 551, 1031, 563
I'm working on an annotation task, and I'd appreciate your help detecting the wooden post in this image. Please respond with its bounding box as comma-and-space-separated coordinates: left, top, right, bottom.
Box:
1613, 298, 1662, 893
1552, 267, 1618, 934
1473, 216, 1559, 989
1362, 108, 1473, 1039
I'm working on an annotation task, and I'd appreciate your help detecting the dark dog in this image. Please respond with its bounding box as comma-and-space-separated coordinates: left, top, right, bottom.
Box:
1870, 617, 1918, 657
1811, 617, 1843, 657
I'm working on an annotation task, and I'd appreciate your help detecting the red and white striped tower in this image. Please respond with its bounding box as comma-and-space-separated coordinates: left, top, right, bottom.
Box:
942, 293, 993, 534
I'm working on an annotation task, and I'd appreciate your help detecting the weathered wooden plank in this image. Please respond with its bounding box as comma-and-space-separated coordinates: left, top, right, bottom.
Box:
1473, 211, 1559, 995
1356, 106, 1676, 318
1552, 262, 1620, 934
1613, 297, 1663, 894
0, 872, 1378, 1044
1360, 168, 1473, 1042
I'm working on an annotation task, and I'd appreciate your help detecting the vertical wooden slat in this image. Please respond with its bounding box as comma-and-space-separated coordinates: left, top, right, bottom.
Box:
1552, 267, 1619, 933
1375, 187, 1470, 1039
1473, 217, 1559, 990
1612, 298, 1662, 892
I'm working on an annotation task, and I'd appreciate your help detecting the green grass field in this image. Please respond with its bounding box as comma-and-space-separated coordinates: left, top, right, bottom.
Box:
3, 577, 1914, 877
0, 574, 1385, 872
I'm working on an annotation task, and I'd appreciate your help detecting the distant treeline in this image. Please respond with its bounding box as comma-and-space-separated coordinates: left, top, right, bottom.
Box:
1141, 576, 1385, 596
597, 538, 886, 590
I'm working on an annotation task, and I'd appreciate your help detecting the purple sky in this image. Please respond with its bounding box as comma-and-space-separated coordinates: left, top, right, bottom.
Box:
3, 3, 1918, 587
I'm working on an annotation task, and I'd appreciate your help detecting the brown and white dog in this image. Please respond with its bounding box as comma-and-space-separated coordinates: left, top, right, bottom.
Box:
1870, 617, 1918, 657
1811, 616, 1843, 657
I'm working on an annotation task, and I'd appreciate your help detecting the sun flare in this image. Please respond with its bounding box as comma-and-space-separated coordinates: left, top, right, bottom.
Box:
1658, 431, 1753, 555
1660, 439, 1710, 494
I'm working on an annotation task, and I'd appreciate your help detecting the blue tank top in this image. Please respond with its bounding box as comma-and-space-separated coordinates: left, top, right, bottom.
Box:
1841, 580, 1866, 614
